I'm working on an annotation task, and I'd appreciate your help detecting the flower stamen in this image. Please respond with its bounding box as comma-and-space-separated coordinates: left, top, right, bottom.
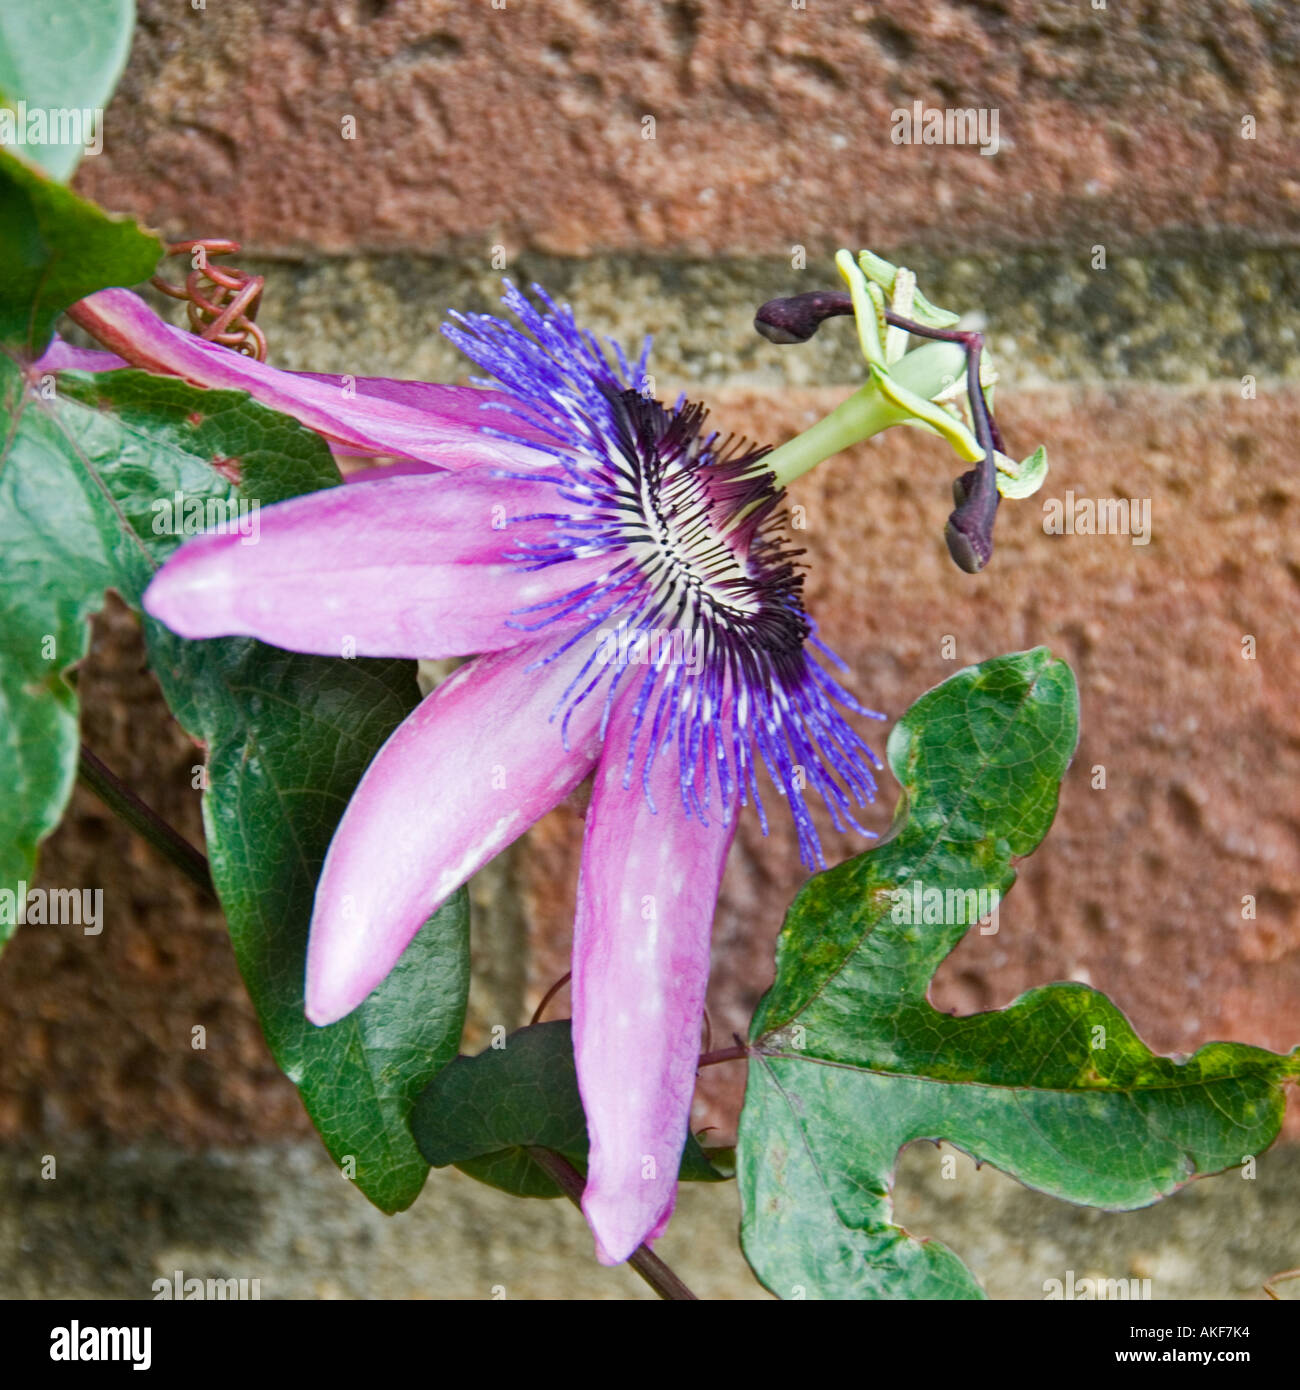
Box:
754, 249, 1049, 573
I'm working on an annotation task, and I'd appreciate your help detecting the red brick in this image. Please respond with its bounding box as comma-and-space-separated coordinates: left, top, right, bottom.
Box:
79, 0, 1300, 255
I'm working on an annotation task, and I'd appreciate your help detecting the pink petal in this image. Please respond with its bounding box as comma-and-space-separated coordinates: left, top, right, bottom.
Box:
294, 370, 556, 449
572, 691, 738, 1265
341, 459, 440, 484
68, 289, 552, 471
32, 337, 127, 372
143, 469, 609, 660
306, 638, 607, 1024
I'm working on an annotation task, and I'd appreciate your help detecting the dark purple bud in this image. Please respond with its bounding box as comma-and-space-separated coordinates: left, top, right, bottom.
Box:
951, 466, 980, 507
945, 515, 991, 573
754, 291, 854, 345
945, 457, 999, 573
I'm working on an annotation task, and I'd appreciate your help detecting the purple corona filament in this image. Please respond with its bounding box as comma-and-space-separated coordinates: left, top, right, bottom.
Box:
444, 282, 883, 868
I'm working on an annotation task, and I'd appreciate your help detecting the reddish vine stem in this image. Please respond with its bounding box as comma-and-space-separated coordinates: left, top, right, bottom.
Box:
529, 970, 572, 1026
523, 1146, 698, 1301
77, 744, 215, 899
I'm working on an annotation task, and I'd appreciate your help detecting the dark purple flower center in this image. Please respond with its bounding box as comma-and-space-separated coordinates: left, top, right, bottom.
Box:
443, 282, 883, 867
601, 386, 809, 661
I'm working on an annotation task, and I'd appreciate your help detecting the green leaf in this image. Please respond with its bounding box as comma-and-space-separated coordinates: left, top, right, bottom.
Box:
0, 0, 135, 180
737, 649, 1299, 1299
0, 147, 161, 352
0, 361, 469, 1210
0, 361, 114, 934
152, 627, 471, 1213
413, 1020, 728, 1198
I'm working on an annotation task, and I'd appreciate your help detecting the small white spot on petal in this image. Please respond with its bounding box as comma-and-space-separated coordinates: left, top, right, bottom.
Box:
434, 813, 521, 899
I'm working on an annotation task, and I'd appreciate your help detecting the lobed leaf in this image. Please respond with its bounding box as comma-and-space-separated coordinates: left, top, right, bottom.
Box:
738, 650, 1299, 1299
